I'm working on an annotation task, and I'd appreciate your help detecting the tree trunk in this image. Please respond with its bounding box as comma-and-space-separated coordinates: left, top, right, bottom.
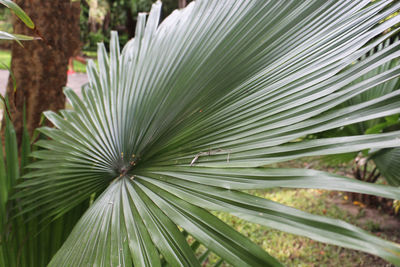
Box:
5, 0, 81, 142
179, 0, 187, 9
125, 5, 136, 39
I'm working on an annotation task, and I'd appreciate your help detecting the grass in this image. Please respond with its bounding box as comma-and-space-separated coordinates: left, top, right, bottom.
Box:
0, 49, 96, 73
72, 60, 87, 73
0, 49, 11, 68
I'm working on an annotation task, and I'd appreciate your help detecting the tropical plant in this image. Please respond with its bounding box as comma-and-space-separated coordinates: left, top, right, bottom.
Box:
4, 0, 400, 266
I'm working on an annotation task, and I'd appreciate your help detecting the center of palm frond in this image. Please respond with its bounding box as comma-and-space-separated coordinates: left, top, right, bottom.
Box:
117, 153, 138, 177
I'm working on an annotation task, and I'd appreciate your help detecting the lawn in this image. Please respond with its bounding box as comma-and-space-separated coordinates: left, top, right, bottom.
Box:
0, 49, 11, 67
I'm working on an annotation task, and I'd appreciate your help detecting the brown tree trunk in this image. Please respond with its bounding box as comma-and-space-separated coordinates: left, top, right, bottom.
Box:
5, 0, 81, 142
125, 5, 136, 39
179, 0, 187, 9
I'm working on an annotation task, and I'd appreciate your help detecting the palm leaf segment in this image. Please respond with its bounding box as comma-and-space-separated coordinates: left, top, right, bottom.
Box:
325, 37, 400, 185
17, 0, 400, 265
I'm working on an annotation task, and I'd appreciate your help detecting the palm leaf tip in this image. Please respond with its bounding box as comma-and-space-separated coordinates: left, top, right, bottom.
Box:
12, 0, 400, 266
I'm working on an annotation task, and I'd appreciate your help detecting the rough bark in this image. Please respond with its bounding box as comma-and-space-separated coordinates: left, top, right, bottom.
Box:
5, 0, 81, 142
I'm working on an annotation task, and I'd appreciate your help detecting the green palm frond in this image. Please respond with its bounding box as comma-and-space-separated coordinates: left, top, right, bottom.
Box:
0, 31, 35, 43
14, 0, 400, 266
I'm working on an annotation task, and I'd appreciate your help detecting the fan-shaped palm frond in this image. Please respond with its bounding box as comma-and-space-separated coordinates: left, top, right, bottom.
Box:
15, 0, 400, 266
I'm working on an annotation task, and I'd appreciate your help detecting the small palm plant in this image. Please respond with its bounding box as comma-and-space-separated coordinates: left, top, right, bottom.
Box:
6, 0, 400, 266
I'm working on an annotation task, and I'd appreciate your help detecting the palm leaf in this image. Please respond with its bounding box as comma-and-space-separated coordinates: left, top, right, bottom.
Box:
137, 176, 400, 264
15, 0, 400, 265
318, 32, 400, 183
0, 0, 34, 29
346, 36, 400, 133
0, 31, 35, 46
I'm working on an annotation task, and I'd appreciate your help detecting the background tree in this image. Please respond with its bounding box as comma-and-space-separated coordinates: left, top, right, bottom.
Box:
83, 0, 191, 50
178, 0, 186, 9
6, 0, 81, 141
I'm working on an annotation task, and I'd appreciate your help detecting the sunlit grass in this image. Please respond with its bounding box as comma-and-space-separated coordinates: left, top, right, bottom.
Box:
71, 60, 87, 73
0, 49, 11, 67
